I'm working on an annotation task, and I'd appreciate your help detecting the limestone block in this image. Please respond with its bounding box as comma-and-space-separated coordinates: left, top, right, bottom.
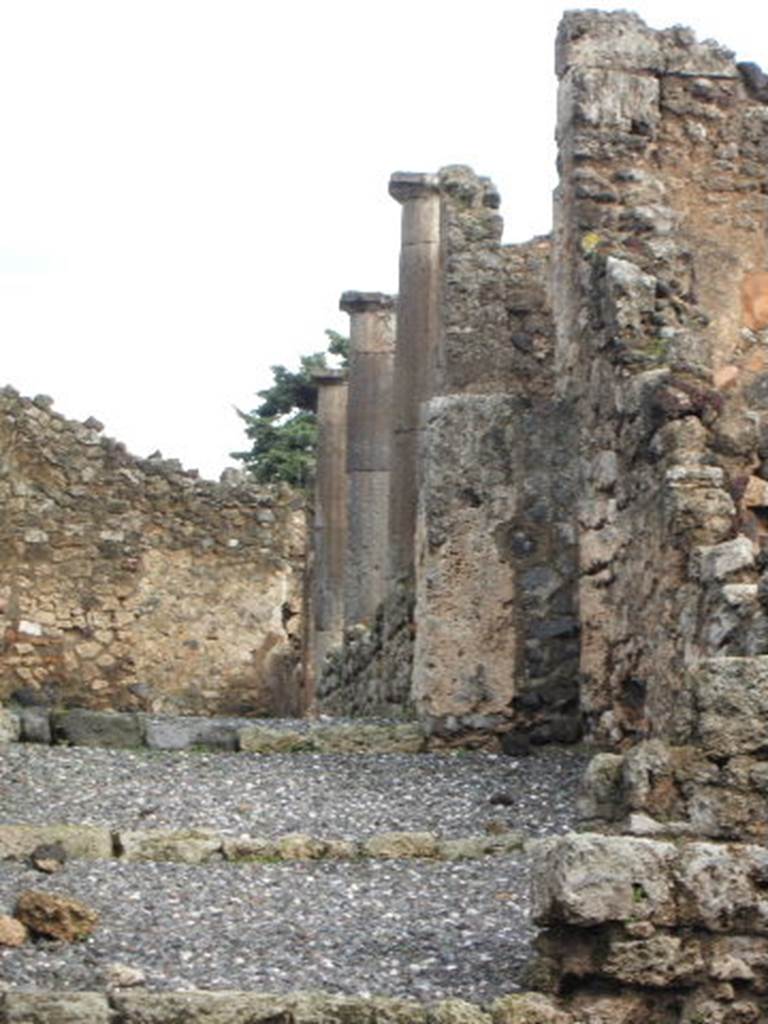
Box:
238, 726, 312, 754
364, 831, 440, 859
276, 833, 328, 860
558, 68, 660, 136
692, 657, 768, 758
110, 992, 289, 1024
52, 709, 144, 748
692, 536, 755, 581
577, 753, 625, 821
143, 716, 239, 751
490, 993, 572, 1024
0, 708, 20, 743
601, 934, 705, 987
18, 706, 52, 743
430, 1000, 491, 1024
556, 10, 662, 76
221, 836, 279, 861
112, 991, 430, 1024
117, 829, 222, 864
1, 991, 110, 1024
676, 841, 768, 932
688, 786, 768, 841
532, 834, 677, 927
0, 824, 112, 861
311, 721, 425, 754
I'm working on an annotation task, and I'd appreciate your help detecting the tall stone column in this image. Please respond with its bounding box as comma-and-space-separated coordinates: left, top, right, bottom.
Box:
339, 291, 396, 626
309, 370, 348, 693
387, 172, 441, 583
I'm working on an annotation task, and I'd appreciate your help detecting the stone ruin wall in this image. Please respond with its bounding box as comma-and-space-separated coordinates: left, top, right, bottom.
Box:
555, 10, 768, 747
531, 13, 768, 1023
313, 11, 768, 1019
0, 387, 305, 717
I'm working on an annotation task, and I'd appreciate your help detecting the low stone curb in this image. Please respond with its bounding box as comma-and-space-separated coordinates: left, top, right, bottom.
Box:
2, 708, 430, 755
0, 988, 570, 1024
0, 824, 526, 865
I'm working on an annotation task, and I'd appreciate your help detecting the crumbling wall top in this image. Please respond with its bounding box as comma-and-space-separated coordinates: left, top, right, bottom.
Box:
556, 9, 738, 79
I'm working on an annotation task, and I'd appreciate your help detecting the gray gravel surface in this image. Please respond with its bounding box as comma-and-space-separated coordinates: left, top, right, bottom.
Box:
0, 746, 588, 839
0, 856, 537, 1001
0, 742, 588, 1000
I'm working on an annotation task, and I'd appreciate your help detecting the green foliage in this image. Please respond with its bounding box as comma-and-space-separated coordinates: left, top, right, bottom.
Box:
232, 330, 349, 487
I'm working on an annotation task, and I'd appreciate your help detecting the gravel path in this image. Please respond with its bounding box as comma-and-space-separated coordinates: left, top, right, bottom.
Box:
0, 856, 538, 1001
0, 742, 588, 1001
0, 745, 588, 840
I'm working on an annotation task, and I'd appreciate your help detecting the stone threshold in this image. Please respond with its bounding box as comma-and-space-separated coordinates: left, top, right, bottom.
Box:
0, 987, 567, 1024
2, 708, 430, 755
0, 823, 528, 865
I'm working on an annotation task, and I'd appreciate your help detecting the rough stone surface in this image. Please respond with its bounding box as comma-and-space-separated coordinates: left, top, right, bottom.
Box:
15, 889, 99, 942
363, 831, 440, 859
692, 657, 768, 758
533, 834, 678, 927
317, 581, 416, 718
0, 825, 112, 862
0, 388, 304, 717
0, 708, 20, 744
1, 991, 110, 1024
116, 829, 223, 865
0, 915, 27, 947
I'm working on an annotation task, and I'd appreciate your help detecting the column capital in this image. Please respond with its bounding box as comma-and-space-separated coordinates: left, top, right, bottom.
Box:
388, 172, 439, 204
339, 291, 396, 315
311, 368, 347, 386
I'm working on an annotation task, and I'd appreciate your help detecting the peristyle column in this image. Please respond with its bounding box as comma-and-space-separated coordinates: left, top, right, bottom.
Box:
387, 172, 441, 583
339, 291, 396, 626
309, 370, 348, 689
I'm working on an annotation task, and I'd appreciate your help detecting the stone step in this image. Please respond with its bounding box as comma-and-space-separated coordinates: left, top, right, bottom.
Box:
0, 822, 529, 865
0, 987, 567, 1024
3, 708, 431, 755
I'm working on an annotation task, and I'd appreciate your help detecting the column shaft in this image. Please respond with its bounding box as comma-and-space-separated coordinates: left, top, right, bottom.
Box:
340, 292, 396, 626
388, 173, 441, 582
310, 372, 348, 689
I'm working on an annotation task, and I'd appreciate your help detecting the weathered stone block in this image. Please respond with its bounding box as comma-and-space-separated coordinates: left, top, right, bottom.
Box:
1, 992, 110, 1024
18, 706, 52, 744
601, 934, 705, 987
692, 657, 768, 758
676, 841, 768, 933
533, 834, 677, 927
143, 716, 239, 751
429, 1000, 491, 1024
691, 537, 755, 582
238, 726, 312, 754
311, 722, 425, 754
0, 708, 20, 743
364, 831, 440, 859
0, 824, 113, 861
117, 829, 222, 864
51, 709, 144, 748
490, 993, 572, 1024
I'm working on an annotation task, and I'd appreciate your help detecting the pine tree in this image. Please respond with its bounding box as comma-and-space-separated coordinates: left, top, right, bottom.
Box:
232, 331, 349, 487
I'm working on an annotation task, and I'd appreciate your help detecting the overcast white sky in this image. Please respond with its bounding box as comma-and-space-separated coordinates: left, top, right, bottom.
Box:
0, 1, 765, 479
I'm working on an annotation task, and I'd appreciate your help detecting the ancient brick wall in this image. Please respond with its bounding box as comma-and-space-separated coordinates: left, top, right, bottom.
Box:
0, 387, 305, 716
